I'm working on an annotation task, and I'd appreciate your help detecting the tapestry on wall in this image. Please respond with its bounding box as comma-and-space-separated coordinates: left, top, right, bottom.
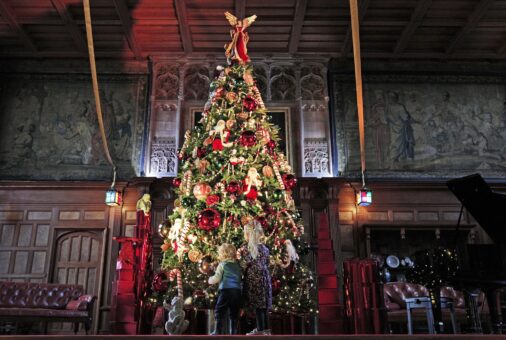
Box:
332, 76, 506, 178
0, 75, 148, 180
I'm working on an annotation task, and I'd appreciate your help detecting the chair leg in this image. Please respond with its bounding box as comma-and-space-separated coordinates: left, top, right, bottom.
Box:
407, 307, 413, 335
449, 306, 458, 334
426, 306, 436, 334
84, 319, 91, 335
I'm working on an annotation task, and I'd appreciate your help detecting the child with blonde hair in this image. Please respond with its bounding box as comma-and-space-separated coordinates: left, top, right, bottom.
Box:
208, 243, 242, 335
241, 220, 272, 335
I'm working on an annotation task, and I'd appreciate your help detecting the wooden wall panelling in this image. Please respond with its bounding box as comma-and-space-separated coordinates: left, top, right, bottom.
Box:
49, 228, 106, 333
0, 205, 56, 283
336, 181, 494, 261
0, 181, 126, 334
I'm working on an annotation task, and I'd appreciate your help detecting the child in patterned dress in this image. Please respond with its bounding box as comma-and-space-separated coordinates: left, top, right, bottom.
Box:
241, 220, 272, 335
208, 243, 242, 335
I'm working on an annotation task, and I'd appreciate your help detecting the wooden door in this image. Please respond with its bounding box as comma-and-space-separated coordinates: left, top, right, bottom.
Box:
50, 229, 104, 333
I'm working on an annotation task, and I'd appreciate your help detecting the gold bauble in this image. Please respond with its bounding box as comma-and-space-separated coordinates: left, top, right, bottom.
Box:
256, 128, 270, 144
193, 182, 212, 200
226, 119, 236, 130
262, 165, 274, 177
240, 215, 252, 225
161, 242, 171, 252
199, 255, 215, 275
225, 91, 237, 103
188, 249, 203, 263
158, 220, 171, 238
236, 112, 249, 121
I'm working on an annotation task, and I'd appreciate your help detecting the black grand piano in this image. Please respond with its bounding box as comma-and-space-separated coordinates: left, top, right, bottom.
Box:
447, 173, 506, 333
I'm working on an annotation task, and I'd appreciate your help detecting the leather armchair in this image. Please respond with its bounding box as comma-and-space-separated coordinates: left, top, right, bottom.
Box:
383, 282, 469, 325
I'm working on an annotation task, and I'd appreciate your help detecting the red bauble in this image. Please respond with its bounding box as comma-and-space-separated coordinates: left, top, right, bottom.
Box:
272, 277, 281, 296
172, 178, 182, 188
206, 194, 220, 206
243, 96, 257, 111
215, 87, 224, 98
226, 181, 242, 195
152, 272, 168, 294
212, 138, 224, 151
240, 131, 257, 147
197, 147, 207, 158
177, 153, 185, 160
267, 140, 276, 150
197, 208, 221, 231
282, 174, 297, 191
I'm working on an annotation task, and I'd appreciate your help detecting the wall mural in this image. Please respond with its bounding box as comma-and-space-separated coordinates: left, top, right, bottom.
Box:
332, 75, 506, 178
0, 75, 148, 180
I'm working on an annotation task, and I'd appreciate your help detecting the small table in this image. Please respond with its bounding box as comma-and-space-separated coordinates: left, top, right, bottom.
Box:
405, 297, 435, 334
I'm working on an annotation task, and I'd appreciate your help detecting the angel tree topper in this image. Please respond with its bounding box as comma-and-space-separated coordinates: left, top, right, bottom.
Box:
224, 12, 257, 64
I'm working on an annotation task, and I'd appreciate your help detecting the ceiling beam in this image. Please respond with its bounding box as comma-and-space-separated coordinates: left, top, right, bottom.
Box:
445, 0, 495, 55
112, 0, 143, 61
174, 0, 192, 55
50, 0, 87, 55
393, 0, 432, 54
234, 0, 246, 19
288, 0, 307, 54
340, 0, 370, 60
0, 1, 38, 53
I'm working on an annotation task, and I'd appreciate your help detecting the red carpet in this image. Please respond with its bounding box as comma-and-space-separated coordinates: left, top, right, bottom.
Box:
316, 213, 345, 334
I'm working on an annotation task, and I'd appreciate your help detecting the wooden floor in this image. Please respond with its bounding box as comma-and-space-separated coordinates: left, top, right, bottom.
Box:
1, 335, 506, 339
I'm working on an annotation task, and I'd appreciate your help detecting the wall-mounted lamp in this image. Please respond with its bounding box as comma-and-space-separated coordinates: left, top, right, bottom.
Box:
356, 171, 372, 206
356, 187, 372, 206
105, 167, 122, 206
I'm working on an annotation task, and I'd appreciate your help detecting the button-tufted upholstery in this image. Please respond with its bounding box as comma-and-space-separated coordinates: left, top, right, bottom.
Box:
384, 282, 429, 311
0, 281, 96, 334
0, 282, 83, 309
440, 286, 466, 309
383, 281, 480, 331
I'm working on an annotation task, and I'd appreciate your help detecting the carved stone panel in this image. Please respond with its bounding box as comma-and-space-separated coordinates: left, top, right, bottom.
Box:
301, 102, 332, 177
147, 101, 178, 177
252, 63, 269, 100
149, 57, 332, 177
154, 63, 180, 100
300, 64, 326, 100
150, 137, 177, 177
304, 138, 330, 176
184, 65, 211, 101
270, 64, 296, 101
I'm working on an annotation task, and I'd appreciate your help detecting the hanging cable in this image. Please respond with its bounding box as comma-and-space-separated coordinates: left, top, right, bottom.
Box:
349, 0, 366, 184
83, 0, 117, 179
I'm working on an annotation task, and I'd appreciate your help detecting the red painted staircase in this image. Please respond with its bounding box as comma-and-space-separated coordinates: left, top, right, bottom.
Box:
316, 213, 345, 334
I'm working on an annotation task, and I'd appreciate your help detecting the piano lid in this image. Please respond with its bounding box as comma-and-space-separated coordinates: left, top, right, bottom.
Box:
447, 173, 506, 245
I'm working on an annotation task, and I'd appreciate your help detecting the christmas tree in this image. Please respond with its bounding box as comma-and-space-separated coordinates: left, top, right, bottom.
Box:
154, 12, 316, 316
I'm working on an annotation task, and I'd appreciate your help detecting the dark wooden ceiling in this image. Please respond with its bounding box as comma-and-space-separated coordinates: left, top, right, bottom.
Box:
0, 0, 505, 61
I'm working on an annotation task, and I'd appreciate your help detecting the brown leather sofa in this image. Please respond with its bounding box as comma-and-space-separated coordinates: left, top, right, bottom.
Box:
0, 281, 96, 334
383, 282, 468, 330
